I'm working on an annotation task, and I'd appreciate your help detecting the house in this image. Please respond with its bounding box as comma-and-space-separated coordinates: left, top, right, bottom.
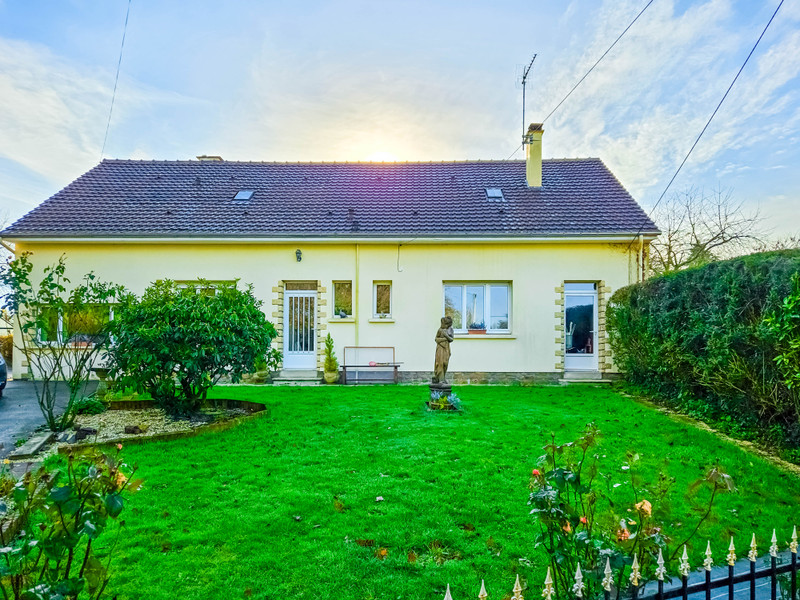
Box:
1, 125, 659, 383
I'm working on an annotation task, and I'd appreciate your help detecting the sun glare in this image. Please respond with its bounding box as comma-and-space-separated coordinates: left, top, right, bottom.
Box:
365, 151, 399, 162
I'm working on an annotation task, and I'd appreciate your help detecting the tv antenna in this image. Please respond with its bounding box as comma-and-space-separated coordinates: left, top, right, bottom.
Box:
519, 54, 537, 143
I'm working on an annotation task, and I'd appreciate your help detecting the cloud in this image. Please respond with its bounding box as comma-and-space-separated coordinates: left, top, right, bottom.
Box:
0, 36, 199, 188
535, 0, 800, 199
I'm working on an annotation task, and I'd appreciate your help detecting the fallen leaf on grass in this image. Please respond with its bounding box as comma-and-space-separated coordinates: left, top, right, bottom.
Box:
408, 550, 418, 563
356, 539, 375, 547
375, 547, 388, 560
333, 496, 346, 512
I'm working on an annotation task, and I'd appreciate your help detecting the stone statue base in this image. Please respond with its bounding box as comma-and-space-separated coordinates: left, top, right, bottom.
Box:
429, 382, 452, 400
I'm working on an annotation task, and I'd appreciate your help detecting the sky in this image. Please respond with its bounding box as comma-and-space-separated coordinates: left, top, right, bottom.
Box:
0, 0, 798, 237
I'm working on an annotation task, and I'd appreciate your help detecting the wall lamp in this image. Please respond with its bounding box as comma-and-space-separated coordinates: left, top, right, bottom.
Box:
296, 249, 302, 262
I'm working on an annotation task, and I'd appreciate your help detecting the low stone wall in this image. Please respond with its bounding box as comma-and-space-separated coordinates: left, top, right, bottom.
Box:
396, 371, 561, 385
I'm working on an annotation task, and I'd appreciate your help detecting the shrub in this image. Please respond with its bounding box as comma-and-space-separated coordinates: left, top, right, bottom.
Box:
0, 334, 12, 364
765, 272, 800, 389
74, 395, 107, 415
608, 250, 800, 449
0, 446, 141, 599
107, 279, 276, 415
529, 425, 734, 599
323, 333, 338, 372
0, 252, 125, 431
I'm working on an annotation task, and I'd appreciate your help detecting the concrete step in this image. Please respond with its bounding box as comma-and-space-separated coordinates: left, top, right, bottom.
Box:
9, 432, 55, 459
272, 369, 321, 386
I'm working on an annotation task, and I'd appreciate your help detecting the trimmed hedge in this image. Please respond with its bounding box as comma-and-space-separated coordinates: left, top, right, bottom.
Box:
608, 250, 800, 454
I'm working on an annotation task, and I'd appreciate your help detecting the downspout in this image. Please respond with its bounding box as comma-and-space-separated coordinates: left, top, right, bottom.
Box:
354, 243, 360, 346
638, 234, 644, 283
0, 240, 15, 255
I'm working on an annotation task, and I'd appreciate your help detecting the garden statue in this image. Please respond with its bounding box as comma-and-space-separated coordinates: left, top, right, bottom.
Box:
432, 316, 454, 385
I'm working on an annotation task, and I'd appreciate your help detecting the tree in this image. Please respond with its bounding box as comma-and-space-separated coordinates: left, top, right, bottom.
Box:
107, 279, 276, 415
0, 252, 125, 431
648, 186, 764, 274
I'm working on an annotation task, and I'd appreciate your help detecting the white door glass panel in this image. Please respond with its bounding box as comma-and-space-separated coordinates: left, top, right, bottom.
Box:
283, 290, 316, 369
564, 284, 598, 371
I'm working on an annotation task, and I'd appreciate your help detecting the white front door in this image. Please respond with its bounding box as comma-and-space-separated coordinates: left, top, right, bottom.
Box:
283, 290, 316, 370
564, 283, 599, 371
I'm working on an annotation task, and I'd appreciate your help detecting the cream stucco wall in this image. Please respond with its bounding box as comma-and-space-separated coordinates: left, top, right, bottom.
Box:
9, 239, 646, 379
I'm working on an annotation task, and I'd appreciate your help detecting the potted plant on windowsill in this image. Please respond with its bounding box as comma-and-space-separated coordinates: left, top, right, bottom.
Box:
323, 333, 340, 384
468, 322, 486, 335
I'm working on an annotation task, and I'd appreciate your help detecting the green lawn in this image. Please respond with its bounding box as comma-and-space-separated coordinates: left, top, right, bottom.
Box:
105, 385, 800, 600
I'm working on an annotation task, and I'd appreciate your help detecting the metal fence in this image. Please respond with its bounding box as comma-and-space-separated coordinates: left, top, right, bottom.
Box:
442, 528, 799, 600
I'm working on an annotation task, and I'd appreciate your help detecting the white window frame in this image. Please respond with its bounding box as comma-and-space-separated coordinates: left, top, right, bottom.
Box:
373, 281, 392, 318
332, 280, 354, 318
442, 282, 511, 334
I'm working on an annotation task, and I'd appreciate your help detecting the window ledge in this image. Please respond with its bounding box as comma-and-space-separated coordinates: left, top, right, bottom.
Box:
454, 333, 516, 339
329, 317, 355, 323
368, 318, 395, 323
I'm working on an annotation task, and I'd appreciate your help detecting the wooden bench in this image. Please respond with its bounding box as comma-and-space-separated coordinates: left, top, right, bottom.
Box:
341, 346, 401, 384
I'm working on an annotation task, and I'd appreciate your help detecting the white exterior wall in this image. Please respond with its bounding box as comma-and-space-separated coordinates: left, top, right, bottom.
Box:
10, 240, 645, 379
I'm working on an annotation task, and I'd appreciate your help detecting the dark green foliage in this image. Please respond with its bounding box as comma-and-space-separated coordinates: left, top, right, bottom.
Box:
0, 447, 140, 599
608, 250, 800, 453
74, 396, 107, 415
107, 280, 276, 415
765, 272, 800, 389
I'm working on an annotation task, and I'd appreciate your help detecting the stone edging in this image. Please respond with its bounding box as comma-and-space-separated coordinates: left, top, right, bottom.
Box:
58, 400, 270, 454
625, 391, 800, 477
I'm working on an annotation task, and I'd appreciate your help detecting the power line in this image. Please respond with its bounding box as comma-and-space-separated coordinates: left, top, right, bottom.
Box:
100, 0, 132, 160
542, 0, 655, 125
626, 0, 785, 252
505, 0, 655, 160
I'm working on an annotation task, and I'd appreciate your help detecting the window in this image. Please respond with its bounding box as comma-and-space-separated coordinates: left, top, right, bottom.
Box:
485, 187, 505, 201
64, 305, 112, 344
38, 305, 113, 344
333, 281, 353, 318
443, 283, 510, 333
38, 307, 61, 343
373, 282, 392, 317
233, 190, 254, 201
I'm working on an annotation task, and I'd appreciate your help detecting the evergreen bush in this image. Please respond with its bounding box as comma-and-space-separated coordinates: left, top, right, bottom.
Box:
608, 250, 800, 453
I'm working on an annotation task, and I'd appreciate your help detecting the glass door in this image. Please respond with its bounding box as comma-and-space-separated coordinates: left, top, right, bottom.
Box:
283, 290, 316, 369
564, 282, 598, 371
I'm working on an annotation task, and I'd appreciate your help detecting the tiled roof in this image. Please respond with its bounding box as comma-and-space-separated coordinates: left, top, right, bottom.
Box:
2, 159, 659, 239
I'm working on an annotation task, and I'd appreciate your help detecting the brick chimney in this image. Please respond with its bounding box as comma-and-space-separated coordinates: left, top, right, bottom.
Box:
525, 123, 543, 188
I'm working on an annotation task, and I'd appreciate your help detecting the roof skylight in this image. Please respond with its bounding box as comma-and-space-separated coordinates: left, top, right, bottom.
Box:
485, 187, 505, 201
233, 190, 254, 201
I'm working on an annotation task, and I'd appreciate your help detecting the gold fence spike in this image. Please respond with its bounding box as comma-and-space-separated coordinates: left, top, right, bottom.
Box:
791, 526, 798, 554
479, 580, 488, 600
770, 530, 778, 558
703, 541, 714, 571
630, 554, 641, 587
540, 569, 552, 600
656, 548, 667, 581
727, 537, 737, 566
748, 533, 758, 562
602, 558, 614, 592
572, 563, 585, 599
679, 545, 691, 577
444, 584, 453, 600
